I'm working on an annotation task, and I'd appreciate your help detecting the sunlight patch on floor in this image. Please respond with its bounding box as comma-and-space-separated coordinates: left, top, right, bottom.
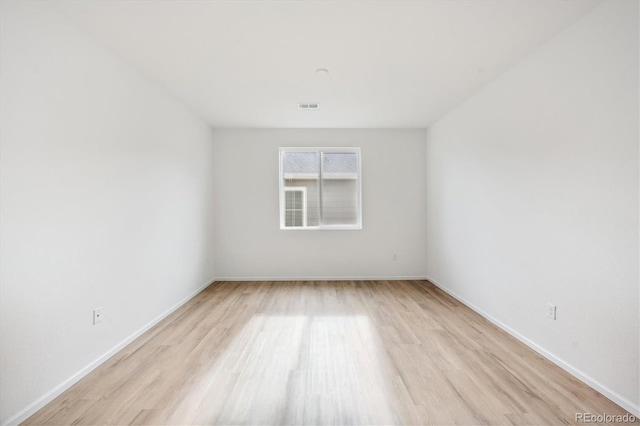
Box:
182, 315, 399, 425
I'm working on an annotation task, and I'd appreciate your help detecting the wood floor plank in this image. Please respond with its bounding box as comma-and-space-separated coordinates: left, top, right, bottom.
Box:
23, 280, 636, 425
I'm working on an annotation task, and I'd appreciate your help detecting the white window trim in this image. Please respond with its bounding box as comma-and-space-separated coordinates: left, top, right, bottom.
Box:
279, 147, 362, 231
283, 186, 307, 227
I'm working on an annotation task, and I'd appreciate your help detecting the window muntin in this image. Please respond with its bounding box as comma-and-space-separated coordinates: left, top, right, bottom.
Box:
279, 147, 361, 230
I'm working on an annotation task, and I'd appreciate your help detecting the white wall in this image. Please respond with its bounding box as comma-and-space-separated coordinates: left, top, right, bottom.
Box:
0, 2, 216, 424
212, 129, 427, 280
426, 0, 639, 414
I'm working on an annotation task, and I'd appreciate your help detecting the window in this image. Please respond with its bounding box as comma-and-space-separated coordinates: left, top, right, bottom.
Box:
279, 147, 361, 230
283, 187, 307, 227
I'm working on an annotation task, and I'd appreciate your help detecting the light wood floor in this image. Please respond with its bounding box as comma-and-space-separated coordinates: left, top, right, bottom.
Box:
25, 280, 633, 425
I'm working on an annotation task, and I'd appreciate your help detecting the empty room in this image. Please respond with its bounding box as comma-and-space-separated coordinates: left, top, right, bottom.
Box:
0, 0, 638, 425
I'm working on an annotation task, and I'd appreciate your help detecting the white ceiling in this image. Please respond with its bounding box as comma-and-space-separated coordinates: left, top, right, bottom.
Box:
52, 0, 601, 128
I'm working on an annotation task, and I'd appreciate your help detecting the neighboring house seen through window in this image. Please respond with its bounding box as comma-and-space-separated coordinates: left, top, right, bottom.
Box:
284, 187, 307, 227
279, 147, 362, 230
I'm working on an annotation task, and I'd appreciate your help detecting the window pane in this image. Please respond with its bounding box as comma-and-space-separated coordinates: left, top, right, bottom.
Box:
283, 152, 319, 174
293, 212, 302, 227
321, 152, 359, 226
293, 191, 303, 209
285, 210, 295, 227
282, 152, 320, 227
322, 152, 358, 175
285, 191, 294, 208
284, 189, 305, 227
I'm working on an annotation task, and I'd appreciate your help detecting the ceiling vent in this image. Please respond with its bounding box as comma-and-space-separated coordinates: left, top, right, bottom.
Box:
298, 103, 319, 110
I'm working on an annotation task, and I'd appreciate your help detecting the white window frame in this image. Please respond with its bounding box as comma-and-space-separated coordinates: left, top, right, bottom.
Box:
283, 186, 307, 227
279, 147, 362, 230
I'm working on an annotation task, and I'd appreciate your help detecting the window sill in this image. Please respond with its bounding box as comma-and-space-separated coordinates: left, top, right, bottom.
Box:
280, 225, 362, 231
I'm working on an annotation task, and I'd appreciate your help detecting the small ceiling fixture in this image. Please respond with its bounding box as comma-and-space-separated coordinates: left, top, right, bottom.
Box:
299, 103, 319, 109
315, 68, 329, 76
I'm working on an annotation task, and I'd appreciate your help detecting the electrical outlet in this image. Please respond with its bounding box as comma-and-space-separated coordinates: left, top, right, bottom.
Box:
93, 307, 103, 325
546, 303, 556, 320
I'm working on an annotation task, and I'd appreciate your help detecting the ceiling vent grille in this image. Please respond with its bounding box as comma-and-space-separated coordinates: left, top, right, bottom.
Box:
298, 103, 319, 110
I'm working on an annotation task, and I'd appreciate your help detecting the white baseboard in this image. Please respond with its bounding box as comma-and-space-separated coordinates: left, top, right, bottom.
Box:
426, 275, 640, 418
11, 276, 634, 424
3, 278, 215, 426
214, 275, 429, 281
